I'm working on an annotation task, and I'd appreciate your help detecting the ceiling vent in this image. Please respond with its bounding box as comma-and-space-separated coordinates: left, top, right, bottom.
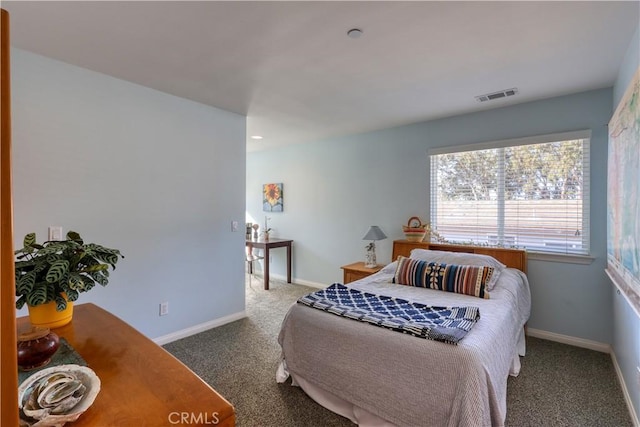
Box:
475, 88, 518, 103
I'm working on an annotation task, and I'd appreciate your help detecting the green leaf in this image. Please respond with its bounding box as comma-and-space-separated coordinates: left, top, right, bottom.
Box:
15, 259, 37, 269
65, 289, 79, 301
16, 271, 36, 295
46, 283, 57, 301
14, 248, 32, 256
82, 264, 109, 273
88, 270, 108, 286
81, 276, 96, 292
45, 260, 69, 283
54, 294, 67, 311
46, 253, 62, 263
86, 243, 124, 265
86, 244, 123, 258
58, 280, 71, 294
66, 231, 83, 244
67, 273, 85, 291
96, 252, 121, 266
36, 244, 66, 256
24, 233, 36, 247
26, 286, 48, 306
16, 295, 26, 309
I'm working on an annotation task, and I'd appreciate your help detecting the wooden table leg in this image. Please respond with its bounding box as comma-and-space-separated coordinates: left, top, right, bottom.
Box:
264, 246, 270, 290
286, 243, 292, 283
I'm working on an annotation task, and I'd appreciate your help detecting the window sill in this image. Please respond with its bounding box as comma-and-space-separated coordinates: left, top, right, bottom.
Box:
527, 251, 594, 265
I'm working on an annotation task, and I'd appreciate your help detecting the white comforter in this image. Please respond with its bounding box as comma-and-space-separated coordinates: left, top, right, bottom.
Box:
277, 265, 531, 427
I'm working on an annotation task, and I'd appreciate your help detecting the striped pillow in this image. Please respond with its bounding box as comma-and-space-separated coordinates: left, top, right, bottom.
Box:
393, 256, 492, 299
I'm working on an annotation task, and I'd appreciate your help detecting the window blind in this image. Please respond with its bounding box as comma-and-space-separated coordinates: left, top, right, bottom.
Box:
429, 130, 590, 255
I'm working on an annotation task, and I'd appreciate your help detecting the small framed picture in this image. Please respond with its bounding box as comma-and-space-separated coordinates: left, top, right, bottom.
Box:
263, 183, 283, 212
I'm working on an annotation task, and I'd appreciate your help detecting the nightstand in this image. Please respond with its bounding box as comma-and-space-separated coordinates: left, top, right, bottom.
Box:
341, 262, 384, 284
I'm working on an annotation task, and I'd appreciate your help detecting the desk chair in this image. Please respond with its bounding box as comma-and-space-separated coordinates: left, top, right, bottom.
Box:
245, 248, 264, 286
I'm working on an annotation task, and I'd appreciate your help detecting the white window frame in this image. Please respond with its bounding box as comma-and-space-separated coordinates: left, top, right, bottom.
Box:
429, 130, 592, 262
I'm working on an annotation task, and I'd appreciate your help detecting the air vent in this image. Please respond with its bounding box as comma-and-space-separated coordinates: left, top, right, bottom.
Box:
475, 88, 518, 103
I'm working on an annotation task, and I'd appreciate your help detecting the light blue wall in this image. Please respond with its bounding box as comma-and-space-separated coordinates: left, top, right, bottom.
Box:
12, 49, 247, 339
248, 88, 613, 344
612, 23, 640, 423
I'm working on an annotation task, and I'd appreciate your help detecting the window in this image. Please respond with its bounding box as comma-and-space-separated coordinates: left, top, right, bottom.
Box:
429, 130, 590, 256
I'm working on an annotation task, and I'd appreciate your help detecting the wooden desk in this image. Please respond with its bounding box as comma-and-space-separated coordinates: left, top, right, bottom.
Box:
245, 238, 293, 290
17, 304, 235, 426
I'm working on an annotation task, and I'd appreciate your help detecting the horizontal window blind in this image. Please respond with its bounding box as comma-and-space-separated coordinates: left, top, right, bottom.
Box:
429, 131, 590, 255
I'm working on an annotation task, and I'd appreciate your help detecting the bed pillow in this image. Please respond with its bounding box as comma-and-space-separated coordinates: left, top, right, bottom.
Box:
409, 249, 505, 291
393, 256, 492, 299
380, 260, 398, 274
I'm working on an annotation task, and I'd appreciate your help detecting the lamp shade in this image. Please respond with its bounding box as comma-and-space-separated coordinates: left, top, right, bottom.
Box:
362, 226, 387, 241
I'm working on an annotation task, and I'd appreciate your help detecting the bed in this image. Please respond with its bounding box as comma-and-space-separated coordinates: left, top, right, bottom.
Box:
277, 241, 530, 427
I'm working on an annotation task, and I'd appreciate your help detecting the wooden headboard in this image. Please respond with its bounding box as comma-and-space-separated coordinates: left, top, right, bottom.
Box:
392, 240, 527, 273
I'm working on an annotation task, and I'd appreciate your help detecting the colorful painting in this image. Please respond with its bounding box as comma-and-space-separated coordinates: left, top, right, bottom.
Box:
263, 183, 283, 212
607, 66, 640, 314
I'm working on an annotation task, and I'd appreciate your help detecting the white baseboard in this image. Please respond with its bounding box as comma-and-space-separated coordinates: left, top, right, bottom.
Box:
289, 278, 326, 289
153, 310, 246, 346
611, 351, 640, 426
526, 327, 611, 353
267, 273, 326, 289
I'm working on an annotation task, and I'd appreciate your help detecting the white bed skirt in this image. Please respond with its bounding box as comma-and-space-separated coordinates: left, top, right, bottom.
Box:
276, 327, 526, 426
277, 358, 398, 426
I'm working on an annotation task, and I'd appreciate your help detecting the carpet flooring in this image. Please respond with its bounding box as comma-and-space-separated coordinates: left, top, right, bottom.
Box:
164, 277, 633, 427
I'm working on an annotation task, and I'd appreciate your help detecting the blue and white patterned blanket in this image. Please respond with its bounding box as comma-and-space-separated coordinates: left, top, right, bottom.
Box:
297, 283, 480, 344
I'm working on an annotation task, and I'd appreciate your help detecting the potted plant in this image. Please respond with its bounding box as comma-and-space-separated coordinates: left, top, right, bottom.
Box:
14, 231, 123, 328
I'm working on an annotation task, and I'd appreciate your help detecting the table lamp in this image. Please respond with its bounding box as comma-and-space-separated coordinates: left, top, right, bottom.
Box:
363, 226, 387, 268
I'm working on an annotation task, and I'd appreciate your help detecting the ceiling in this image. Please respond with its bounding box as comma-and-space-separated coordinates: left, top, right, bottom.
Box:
4, 1, 639, 152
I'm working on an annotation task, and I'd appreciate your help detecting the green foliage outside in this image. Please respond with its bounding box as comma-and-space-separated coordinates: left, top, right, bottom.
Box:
435, 140, 584, 201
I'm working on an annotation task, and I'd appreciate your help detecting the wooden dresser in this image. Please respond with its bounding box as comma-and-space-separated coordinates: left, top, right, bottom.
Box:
17, 304, 235, 426
392, 240, 527, 273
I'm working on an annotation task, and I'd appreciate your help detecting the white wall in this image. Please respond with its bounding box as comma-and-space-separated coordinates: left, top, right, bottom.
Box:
12, 49, 247, 339
612, 23, 640, 423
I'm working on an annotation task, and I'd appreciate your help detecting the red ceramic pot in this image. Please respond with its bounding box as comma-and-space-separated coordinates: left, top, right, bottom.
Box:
17, 327, 60, 371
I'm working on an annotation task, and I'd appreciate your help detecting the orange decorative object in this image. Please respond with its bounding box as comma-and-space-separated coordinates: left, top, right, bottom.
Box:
27, 299, 74, 329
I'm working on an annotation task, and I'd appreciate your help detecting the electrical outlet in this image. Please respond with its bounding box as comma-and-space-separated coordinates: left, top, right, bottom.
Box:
159, 302, 169, 316
48, 226, 63, 241
231, 221, 238, 232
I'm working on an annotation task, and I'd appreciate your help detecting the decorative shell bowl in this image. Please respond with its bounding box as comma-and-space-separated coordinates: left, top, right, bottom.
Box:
18, 364, 100, 427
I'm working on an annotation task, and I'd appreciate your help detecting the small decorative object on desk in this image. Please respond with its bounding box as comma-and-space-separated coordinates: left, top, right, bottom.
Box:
252, 224, 259, 239
402, 216, 428, 242
17, 327, 60, 371
262, 216, 272, 240
18, 364, 101, 427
